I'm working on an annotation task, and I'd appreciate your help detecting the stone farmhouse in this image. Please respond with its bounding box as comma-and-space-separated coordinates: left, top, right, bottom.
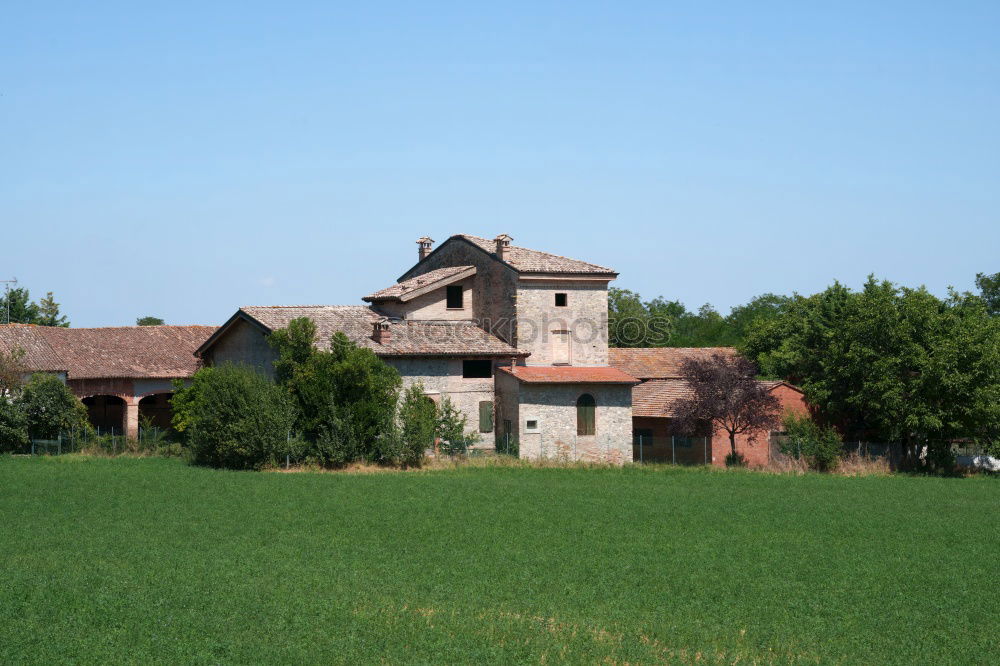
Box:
196, 234, 639, 462
1, 234, 809, 465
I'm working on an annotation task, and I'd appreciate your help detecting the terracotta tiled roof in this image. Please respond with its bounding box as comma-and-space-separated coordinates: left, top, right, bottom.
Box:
457, 235, 617, 275
498, 365, 638, 384
0, 324, 215, 379
631, 379, 695, 417
0, 324, 65, 372
632, 377, 803, 418
237, 305, 527, 357
608, 347, 738, 379
363, 265, 475, 302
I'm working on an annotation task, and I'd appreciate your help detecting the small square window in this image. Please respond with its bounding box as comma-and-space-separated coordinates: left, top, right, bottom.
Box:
554, 293, 567, 307
526, 419, 539, 432
446, 285, 464, 309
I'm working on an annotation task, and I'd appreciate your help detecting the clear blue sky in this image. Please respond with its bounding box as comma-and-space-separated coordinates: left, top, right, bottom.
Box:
3, 2, 998, 328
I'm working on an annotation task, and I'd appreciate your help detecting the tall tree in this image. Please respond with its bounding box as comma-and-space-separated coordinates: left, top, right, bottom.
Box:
976, 271, 1000, 315
672, 353, 782, 465
0, 288, 39, 325
742, 277, 1000, 466
35, 292, 69, 327
136, 316, 165, 326
0, 347, 26, 396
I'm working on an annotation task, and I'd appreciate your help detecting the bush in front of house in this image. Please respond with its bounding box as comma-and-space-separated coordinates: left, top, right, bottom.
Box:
436, 396, 478, 456
269, 319, 404, 467
399, 383, 436, 467
20, 373, 91, 441
0, 396, 30, 453
183, 364, 296, 470
780, 413, 842, 471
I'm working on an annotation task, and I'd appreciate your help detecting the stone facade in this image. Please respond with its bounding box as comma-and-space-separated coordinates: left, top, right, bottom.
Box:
374, 276, 477, 322
504, 381, 633, 463
399, 239, 520, 344
384, 356, 498, 445
515, 280, 610, 366
202, 318, 278, 379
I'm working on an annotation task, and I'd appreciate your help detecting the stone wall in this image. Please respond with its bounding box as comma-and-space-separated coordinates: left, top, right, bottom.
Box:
515, 280, 610, 366
398, 238, 520, 345
384, 357, 496, 444
204, 318, 278, 378
515, 382, 632, 464
374, 276, 477, 321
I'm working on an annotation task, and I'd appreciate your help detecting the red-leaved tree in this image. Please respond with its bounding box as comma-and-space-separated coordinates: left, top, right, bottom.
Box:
673, 353, 782, 465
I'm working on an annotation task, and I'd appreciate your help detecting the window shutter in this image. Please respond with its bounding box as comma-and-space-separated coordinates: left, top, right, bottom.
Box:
479, 401, 494, 433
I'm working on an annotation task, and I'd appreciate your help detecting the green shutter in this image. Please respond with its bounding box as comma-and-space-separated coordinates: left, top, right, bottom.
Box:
577, 394, 596, 436
479, 401, 494, 433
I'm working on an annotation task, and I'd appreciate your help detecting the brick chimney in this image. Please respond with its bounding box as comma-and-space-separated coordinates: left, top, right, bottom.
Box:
372, 321, 391, 344
416, 236, 434, 261
494, 234, 512, 261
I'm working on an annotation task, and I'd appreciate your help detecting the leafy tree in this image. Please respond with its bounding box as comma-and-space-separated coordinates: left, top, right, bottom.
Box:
743, 277, 1000, 469
0, 288, 39, 325
268, 319, 403, 465
185, 364, 295, 470
398, 383, 435, 466
0, 396, 30, 453
136, 316, 165, 326
19, 374, 90, 439
780, 413, 842, 471
672, 353, 782, 466
0, 346, 26, 397
976, 272, 1000, 316
0, 287, 69, 326
435, 396, 478, 455
170, 367, 218, 442
35, 292, 69, 327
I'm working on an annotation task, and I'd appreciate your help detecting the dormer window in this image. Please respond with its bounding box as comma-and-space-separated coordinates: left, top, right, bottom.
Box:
555, 293, 568, 307
446, 285, 464, 309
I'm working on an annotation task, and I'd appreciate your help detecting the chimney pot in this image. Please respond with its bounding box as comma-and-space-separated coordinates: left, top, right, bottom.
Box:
494, 234, 512, 261
372, 320, 392, 344
416, 236, 434, 261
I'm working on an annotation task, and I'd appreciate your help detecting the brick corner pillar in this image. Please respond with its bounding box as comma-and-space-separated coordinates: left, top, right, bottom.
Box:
125, 398, 140, 440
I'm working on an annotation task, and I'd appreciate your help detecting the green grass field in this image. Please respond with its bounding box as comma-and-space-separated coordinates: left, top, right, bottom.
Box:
1, 457, 997, 664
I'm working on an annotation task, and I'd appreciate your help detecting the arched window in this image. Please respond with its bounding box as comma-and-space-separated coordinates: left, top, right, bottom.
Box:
577, 393, 596, 436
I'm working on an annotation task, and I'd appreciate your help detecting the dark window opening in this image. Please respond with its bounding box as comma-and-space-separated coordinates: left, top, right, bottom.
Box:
526, 420, 538, 431
479, 401, 494, 433
462, 359, 492, 378
555, 293, 568, 307
446, 285, 464, 309
577, 393, 596, 436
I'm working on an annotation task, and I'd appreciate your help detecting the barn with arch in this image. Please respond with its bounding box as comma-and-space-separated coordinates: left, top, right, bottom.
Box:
0, 324, 214, 438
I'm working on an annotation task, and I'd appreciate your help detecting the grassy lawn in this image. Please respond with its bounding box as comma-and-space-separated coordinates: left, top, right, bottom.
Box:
1, 457, 997, 664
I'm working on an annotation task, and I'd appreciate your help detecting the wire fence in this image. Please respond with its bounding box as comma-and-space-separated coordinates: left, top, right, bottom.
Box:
20, 426, 177, 457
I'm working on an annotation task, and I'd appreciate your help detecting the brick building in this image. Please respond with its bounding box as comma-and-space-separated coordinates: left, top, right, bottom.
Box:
197, 234, 638, 462
0, 324, 214, 438
608, 347, 809, 467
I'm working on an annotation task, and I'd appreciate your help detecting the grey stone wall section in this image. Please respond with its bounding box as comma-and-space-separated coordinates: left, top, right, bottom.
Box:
399, 239, 520, 345
374, 276, 477, 321
204, 318, 278, 378
515, 281, 610, 366
515, 383, 632, 464
385, 357, 496, 445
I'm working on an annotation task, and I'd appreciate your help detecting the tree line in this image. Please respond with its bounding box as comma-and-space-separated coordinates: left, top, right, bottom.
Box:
613, 272, 1000, 466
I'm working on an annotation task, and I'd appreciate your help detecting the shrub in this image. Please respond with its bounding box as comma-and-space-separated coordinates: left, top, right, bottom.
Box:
725, 451, 747, 467
19, 373, 90, 440
0, 396, 29, 453
781, 413, 842, 471
399, 384, 435, 467
269, 322, 402, 465
436, 397, 478, 456
186, 364, 296, 470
